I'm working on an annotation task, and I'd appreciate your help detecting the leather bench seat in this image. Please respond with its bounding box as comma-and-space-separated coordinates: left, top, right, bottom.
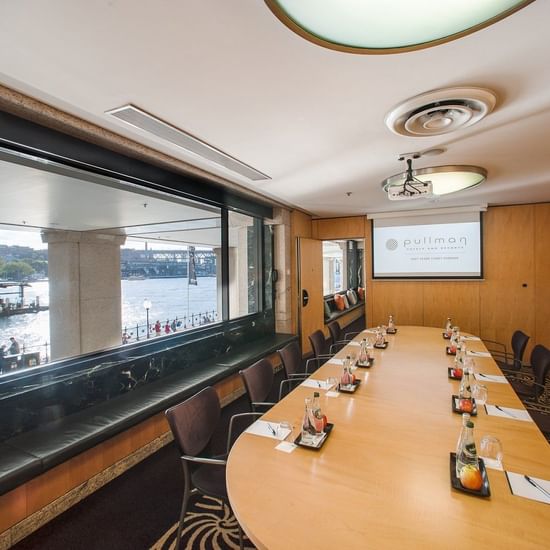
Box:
0, 333, 296, 496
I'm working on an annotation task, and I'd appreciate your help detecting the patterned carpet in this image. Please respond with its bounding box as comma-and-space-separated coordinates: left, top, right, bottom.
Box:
151, 496, 254, 550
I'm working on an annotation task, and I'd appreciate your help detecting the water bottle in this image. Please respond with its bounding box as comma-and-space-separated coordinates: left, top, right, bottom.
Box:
311, 392, 324, 434
388, 314, 395, 332
459, 366, 472, 400
301, 397, 316, 443
445, 317, 452, 336
456, 414, 479, 480
359, 339, 369, 365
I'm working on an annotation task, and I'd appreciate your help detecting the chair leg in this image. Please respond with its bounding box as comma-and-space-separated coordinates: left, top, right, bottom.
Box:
238, 524, 244, 550
175, 465, 192, 550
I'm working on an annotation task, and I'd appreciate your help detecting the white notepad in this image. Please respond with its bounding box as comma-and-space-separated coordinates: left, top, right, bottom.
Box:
467, 350, 492, 358
485, 404, 533, 422
506, 471, 550, 504
300, 379, 332, 389
245, 420, 292, 441
475, 373, 508, 384
326, 358, 344, 365
462, 335, 481, 341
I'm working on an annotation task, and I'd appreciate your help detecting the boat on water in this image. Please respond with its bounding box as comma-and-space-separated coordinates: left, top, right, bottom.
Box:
0, 282, 49, 317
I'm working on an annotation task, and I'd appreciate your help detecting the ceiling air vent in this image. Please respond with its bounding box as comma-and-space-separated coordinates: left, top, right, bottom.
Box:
106, 105, 270, 181
385, 87, 497, 137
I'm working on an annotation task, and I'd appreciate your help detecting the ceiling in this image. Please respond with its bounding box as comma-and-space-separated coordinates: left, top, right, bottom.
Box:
0, 0, 549, 217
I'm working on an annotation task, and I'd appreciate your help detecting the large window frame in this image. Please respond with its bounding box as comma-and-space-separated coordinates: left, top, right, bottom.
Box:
0, 110, 275, 373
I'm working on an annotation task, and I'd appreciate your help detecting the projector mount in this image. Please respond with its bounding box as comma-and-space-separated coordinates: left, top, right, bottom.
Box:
386, 154, 432, 201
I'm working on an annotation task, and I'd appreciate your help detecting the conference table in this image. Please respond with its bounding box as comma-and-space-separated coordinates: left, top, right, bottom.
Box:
226, 326, 550, 549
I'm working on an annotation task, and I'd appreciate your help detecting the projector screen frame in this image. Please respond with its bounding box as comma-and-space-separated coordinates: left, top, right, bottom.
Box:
370, 214, 484, 280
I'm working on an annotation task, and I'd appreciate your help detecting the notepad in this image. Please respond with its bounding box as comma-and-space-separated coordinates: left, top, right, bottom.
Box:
326, 358, 344, 366
300, 379, 332, 389
467, 350, 492, 358
475, 373, 508, 384
485, 404, 533, 422
347, 341, 360, 347
506, 471, 550, 504
245, 420, 292, 440
462, 335, 481, 341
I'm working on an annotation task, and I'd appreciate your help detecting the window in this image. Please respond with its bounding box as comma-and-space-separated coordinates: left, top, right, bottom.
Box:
228, 211, 261, 319
323, 239, 364, 297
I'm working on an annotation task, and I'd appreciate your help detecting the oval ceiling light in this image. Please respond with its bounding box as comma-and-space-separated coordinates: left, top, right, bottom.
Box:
382, 165, 487, 197
265, 0, 535, 54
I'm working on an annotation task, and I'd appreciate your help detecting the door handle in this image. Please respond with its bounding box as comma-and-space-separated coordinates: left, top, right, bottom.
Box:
302, 289, 309, 307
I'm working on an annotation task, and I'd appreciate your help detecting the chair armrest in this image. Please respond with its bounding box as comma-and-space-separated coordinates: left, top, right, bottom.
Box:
482, 339, 507, 355
506, 372, 534, 384
182, 455, 226, 466
344, 331, 361, 340
279, 376, 307, 401
227, 412, 263, 452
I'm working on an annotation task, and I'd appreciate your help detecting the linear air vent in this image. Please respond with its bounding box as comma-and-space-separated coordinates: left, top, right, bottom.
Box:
106, 105, 270, 181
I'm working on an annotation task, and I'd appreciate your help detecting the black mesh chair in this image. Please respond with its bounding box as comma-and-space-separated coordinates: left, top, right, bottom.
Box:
522, 346, 550, 441
240, 358, 277, 412
509, 345, 550, 403
165, 387, 248, 550
484, 330, 530, 373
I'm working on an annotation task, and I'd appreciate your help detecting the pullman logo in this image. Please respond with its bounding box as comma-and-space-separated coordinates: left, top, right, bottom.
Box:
385, 238, 398, 251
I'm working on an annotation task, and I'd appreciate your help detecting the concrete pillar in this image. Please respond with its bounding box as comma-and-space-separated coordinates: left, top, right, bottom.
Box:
228, 214, 254, 319
269, 208, 292, 334
42, 230, 126, 360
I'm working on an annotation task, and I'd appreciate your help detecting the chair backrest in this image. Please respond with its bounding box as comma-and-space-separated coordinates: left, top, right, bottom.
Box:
511, 330, 530, 367
278, 341, 302, 377
165, 386, 220, 457
309, 330, 326, 359
327, 321, 342, 345
240, 358, 274, 406
530, 345, 550, 399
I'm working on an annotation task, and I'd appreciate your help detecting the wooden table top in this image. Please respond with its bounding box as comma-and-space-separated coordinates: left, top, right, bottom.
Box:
226, 326, 550, 549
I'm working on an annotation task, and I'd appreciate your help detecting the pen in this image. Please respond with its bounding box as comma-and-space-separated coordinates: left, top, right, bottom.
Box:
495, 405, 517, 419
524, 475, 550, 499
266, 423, 277, 436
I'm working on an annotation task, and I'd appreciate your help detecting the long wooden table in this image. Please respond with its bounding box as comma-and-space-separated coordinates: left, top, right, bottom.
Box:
227, 326, 550, 549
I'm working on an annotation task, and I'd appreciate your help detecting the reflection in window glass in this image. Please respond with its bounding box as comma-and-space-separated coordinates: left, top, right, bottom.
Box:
228, 211, 260, 319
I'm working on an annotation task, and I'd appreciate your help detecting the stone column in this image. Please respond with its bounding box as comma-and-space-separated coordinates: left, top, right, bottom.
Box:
42, 230, 126, 360
269, 208, 292, 334
214, 247, 223, 320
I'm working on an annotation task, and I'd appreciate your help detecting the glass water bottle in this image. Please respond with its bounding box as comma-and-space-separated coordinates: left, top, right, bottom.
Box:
359, 339, 369, 365
458, 367, 472, 400
456, 413, 479, 477
445, 317, 452, 336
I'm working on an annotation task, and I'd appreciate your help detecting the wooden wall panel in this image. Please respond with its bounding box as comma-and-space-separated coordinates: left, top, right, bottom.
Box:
422, 281, 480, 336
371, 281, 424, 327
312, 216, 366, 240
535, 203, 550, 349
479, 205, 536, 352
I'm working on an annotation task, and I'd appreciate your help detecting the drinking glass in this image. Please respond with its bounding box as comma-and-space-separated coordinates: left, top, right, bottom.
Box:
479, 435, 504, 469
326, 376, 339, 391
277, 421, 292, 441
472, 383, 488, 405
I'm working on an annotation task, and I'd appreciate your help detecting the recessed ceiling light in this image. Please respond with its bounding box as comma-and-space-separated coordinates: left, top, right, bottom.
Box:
265, 0, 534, 53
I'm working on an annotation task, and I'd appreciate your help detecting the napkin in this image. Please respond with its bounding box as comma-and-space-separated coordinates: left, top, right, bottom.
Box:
467, 350, 492, 358
474, 373, 508, 384
275, 441, 297, 454
245, 420, 292, 440
506, 471, 550, 504
346, 341, 360, 347
326, 358, 344, 365
325, 391, 340, 398
300, 379, 332, 389
485, 404, 533, 422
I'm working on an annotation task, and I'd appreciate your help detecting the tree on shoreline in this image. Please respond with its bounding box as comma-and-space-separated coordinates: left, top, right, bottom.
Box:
0, 260, 35, 281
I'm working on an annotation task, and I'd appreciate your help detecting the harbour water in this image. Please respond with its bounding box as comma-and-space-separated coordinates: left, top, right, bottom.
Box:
0, 277, 218, 358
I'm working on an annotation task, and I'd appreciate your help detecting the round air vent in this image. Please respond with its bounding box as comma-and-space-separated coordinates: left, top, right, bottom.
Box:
385, 87, 497, 137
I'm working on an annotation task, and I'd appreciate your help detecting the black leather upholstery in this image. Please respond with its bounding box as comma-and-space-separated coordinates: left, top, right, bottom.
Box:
0, 333, 296, 496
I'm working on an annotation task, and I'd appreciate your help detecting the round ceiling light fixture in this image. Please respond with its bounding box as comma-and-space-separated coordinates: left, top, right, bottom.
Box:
382, 164, 487, 198
265, 0, 534, 54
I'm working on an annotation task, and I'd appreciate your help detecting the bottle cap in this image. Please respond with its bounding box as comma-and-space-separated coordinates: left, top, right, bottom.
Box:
313, 391, 320, 398
466, 420, 474, 428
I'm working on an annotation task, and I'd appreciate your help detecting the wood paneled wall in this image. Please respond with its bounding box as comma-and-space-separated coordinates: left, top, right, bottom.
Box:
293, 204, 550, 357
290, 211, 312, 334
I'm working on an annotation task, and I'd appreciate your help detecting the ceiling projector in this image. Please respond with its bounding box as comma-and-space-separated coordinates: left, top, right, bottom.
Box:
387, 180, 432, 201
